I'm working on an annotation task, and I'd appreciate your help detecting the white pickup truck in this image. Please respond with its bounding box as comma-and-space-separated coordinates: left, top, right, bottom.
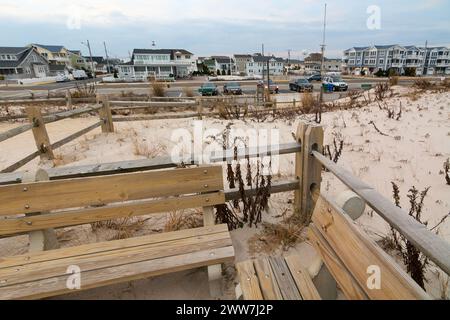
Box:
322, 75, 348, 92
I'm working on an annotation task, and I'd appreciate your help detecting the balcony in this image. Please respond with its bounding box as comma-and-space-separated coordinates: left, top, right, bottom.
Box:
436, 61, 450, 67
391, 63, 403, 68
134, 60, 192, 66
392, 54, 404, 59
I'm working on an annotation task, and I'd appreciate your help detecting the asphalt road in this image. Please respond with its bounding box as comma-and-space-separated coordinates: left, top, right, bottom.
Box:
0, 76, 431, 100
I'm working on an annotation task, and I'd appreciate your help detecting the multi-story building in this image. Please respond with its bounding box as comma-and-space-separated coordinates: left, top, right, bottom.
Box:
29, 44, 71, 67
304, 53, 322, 74
343, 44, 450, 75
117, 49, 197, 80
0, 46, 50, 79
234, 54, 252, 75
246, 54, 284, 76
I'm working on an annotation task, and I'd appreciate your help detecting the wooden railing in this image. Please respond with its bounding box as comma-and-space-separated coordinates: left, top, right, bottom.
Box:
2, 111, 449, 278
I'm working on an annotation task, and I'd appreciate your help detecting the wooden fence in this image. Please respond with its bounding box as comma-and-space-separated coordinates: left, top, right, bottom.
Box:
0, 97, 114, 173
1, 121, 448, 278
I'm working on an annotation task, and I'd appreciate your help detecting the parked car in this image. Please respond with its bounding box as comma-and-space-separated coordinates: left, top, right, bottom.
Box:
223, 82, 242, 95
55, 74, 70, 83
289, 78, 313, 92
198, 82, 219, 96
307, 74, 322, 82
257, 80, 279, 94
322, 75, 348, 92
72, 70, 88, 80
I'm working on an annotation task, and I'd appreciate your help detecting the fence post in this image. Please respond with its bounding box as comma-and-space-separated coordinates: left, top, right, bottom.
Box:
99, 95, 114, 133
294, 122, 308, 218
300, 124, 324, 224
293, 98, 296, 109
26, 106, 54, 160
66, 90, 72, 109
23, 169, 60, 253
196, 97, 203, 120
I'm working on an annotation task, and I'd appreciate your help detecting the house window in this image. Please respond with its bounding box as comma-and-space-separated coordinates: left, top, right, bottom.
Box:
379, 59, 384, 64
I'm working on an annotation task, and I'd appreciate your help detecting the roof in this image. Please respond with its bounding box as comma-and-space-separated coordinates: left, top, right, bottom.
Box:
373, 44, 398, 50
252, 55, 284, 63
0, 47, 33, 69
68, 50, 82, 55
0, 47, 29, 55
89, 56, 106, 64
234, 54, 252, 58
133, 49, 193, 55
211, 56, 234, 64
32, 44, 65, 52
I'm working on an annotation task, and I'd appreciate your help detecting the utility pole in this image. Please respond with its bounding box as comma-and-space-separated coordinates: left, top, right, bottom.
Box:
319, 3, 327, 102
103, 41, 111, 74
422, 40, 428, 76
287, 49, 291, 73
82, 40, 96, 79
262, 43, 265, 56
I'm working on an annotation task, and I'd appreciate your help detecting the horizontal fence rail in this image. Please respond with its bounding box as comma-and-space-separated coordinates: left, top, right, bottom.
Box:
311, 150, 450, 275
0, 142, 300, 183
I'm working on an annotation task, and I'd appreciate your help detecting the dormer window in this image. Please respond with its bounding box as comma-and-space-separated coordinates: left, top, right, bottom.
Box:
0, 54, 17, 61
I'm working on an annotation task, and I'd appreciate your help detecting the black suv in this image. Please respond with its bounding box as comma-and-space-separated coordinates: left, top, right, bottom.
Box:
289, 78, 314, 92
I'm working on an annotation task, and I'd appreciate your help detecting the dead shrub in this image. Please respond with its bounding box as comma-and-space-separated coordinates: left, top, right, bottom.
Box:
301, 92, 316, 113
443, 158, 450, 185
375, 82, 390, 101
389, 76, 399, 86
150, 81, 166, 97
164, 210, 203, 232
381, 183, 450, 290
414, 79, 434, 90
132, 139, 166, 158
248, 214, 304, 254
215, 145, 272, 229
217, 100, 248, 120
71, 83, 97, 98
323, 132, 344, 164
91, 217, 148, 240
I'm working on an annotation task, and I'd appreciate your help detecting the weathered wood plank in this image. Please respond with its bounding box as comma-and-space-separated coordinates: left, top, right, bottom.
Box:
0, 231, 231, 287
284, 255, 322, 300
294, 122, 307, 217
0, 246, 234, 300
51, 122, 101, 150
300, 125, 323, 224
210, 142, 301, 163
0, 124, 33, 143
26, 106, 54, 160
253, 258, 283, 300
268, 257, 302, 300
307, 226, 368, 300
0, 192, 225, 236
0, 166, 223, 216
312, 193, 430, 300
312, 150, 450, 276
236, 260, 264, 300
0, 224, 229, 268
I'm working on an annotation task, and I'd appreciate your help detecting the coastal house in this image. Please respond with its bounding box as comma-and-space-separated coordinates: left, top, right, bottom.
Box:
0, 46, 50, 79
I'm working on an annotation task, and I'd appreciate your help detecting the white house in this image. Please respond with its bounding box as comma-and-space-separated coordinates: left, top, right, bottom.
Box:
118, 49, 197, 80
246, 54, 284, 76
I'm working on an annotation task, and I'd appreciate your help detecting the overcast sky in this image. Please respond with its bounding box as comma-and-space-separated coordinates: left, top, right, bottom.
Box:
1, 0, 449, 60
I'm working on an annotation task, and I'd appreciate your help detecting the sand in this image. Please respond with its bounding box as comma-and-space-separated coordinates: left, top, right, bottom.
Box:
0, 86, 449, 299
